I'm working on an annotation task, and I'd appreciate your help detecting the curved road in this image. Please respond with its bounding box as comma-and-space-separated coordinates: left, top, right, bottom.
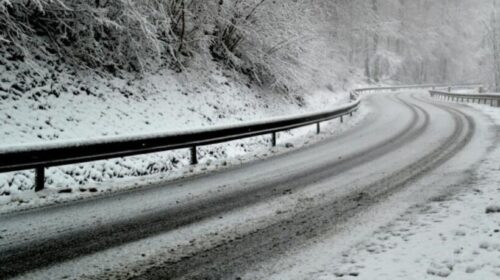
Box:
0, 91, 494, 279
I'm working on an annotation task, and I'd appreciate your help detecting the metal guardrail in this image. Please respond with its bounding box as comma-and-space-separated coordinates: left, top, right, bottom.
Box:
0, 83, 481, 192
429, 89, 500, 107
350, 83, 481, 100
353, 83, 481, 93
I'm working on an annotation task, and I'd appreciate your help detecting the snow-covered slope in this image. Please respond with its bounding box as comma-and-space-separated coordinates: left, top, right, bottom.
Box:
0, 52, 362, 210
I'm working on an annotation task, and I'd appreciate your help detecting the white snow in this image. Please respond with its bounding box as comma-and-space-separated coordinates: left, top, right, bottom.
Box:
242, 94, 500, 280
320, 124, 500, 280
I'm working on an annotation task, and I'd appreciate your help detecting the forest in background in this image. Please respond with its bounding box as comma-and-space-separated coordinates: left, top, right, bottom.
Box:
0, 0, 499, 92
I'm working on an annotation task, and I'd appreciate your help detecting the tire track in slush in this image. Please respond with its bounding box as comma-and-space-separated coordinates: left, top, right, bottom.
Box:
125, 95, 474, 280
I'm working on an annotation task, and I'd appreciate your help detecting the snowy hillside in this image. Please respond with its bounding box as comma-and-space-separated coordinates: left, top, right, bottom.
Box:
0, 49, 354, 145
0, 49, 364, 209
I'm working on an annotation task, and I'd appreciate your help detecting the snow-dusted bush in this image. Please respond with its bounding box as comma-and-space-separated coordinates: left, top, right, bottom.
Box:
0, 0, 204, 71
0, 0, 362, 92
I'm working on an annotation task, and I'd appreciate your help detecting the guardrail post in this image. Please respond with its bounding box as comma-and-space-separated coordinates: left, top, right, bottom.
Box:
316, 123, 321, 134
272, 132, 277, 146
35, 166, 45, 192
190, 146, 198, 165
340, 116, 344, 123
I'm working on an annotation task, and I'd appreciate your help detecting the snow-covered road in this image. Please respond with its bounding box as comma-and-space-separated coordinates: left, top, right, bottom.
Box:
0, 90, 496, 279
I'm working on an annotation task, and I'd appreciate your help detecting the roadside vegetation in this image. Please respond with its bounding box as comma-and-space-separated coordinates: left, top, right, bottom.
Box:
0, 0, 492, 93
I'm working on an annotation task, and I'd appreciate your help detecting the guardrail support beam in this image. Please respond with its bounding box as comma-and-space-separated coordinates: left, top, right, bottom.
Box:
190, 146, 198, 165
35, 166, 45, 192
272, 132, 277, 147
316, 123, 320, 134
340, 116, 344, 123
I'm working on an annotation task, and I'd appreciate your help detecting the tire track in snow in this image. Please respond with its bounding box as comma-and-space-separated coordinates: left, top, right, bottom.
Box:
126, 93, 475, 280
